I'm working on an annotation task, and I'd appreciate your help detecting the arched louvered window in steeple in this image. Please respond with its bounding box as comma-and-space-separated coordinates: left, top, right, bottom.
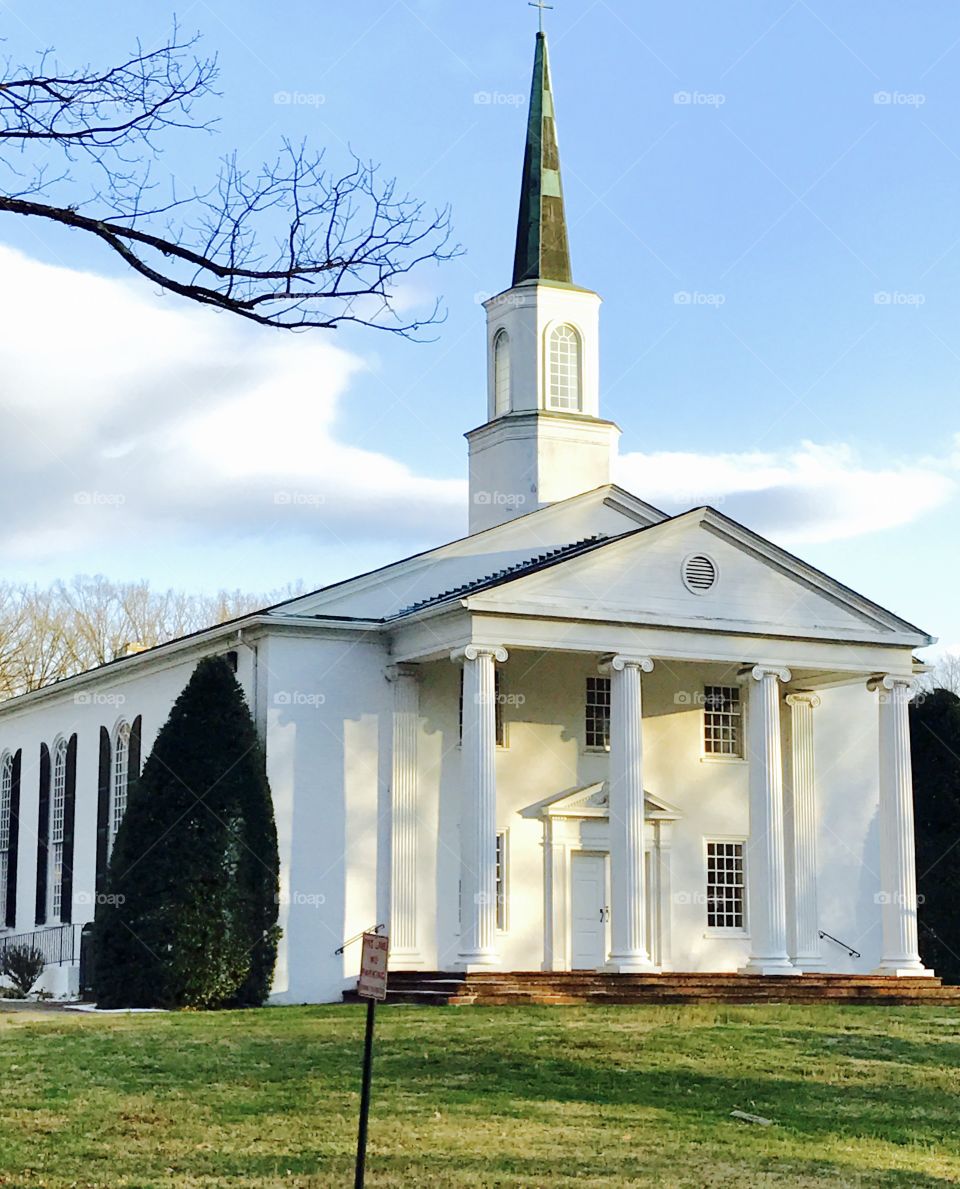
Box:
494, 329, 511, 416
547, 323, 582, 411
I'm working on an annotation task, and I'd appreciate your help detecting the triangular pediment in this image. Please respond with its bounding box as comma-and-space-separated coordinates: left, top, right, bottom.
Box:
464, 507, 931, 646
521, 782, 681, 821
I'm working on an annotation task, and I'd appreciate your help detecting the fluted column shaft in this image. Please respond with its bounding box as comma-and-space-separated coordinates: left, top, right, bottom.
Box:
387, 664, 420, 967
454, 645, 507, 970
869, 675, 931, 976
786, 693, 824, 970
606, 655, 655, 973
744, 666, 798, 975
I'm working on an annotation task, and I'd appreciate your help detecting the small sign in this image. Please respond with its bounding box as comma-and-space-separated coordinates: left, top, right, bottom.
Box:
357, 932, 389, 1001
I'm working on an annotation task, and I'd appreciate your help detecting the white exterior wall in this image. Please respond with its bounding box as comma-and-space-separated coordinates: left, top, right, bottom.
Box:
262, 633, 392, 1004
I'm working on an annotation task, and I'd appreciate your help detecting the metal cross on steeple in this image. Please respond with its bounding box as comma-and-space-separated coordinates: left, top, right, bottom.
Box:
528, 0, 554, 34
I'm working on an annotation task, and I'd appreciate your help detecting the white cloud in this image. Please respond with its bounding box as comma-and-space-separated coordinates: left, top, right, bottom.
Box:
616, 440, 957, 544
0, 245, 466, 565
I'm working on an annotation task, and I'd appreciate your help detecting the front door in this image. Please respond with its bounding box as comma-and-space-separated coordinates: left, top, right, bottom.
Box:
570, 852, 608, 969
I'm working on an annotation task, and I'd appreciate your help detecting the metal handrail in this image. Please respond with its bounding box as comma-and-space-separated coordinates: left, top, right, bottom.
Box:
818, 929, 861, 959
334, 923, 385, 956
0, 923, 80, 967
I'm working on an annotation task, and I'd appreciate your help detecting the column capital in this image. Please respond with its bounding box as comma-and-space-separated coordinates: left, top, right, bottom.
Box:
385, 662, 420, 682
741, 665, 792, 684
450, 645, 509, 665
600, 654, 654, 675
867, 673, 916, 694
786, 691, 821, 709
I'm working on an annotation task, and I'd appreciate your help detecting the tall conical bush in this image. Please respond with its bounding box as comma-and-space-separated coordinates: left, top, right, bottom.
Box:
95, 656, 280, 1008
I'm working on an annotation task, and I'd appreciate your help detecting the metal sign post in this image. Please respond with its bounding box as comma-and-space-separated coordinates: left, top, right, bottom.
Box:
354, 931, 389, 1189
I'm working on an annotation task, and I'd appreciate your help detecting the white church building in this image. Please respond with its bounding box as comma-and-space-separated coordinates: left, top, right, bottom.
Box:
0, 32, 935, 1002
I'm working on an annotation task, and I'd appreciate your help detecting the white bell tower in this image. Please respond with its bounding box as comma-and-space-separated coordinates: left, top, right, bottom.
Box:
467, 31, 620, 533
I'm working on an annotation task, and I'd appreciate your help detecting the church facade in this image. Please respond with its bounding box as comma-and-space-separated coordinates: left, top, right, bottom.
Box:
0, 33, 934, 1003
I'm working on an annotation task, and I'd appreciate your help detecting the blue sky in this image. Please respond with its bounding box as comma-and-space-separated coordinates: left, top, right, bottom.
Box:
1, 1, 959, 652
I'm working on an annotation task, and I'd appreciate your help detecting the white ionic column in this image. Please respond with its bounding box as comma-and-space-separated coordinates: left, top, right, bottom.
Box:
386, 664, 421, 969
606, 654, 656, 973
743, 666, 798, 975
785, 693, 825, 971
868, 674, 932, 977
452, 645, 507, 971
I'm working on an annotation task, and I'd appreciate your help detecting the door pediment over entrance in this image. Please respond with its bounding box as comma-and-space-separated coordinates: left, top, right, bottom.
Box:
521, 781, 681, 822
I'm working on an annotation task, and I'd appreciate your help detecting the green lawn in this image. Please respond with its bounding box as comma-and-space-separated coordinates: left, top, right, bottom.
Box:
0, 1004, 958, 1187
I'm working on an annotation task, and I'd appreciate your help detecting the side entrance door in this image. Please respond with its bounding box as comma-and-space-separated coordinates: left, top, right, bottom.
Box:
570, 852, 609, 970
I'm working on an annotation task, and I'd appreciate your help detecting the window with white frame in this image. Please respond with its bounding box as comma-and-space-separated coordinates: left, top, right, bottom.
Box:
494, 329, 511, 416
111, 722, 131, 850
547, 324, 582, 411
458, 668, 506, 747
50, 738, 68, 922
703, 685, 743, 757
706, 840, 745, 930
585, 676, 611, 749
495, 830, 509, 931
0, 754, 12, 926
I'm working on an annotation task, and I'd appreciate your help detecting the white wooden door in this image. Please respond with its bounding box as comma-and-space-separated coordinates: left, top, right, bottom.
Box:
570, 852, 608, 970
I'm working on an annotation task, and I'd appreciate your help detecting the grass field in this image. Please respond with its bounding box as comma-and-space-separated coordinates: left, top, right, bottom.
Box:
0, 1003, 958, 1187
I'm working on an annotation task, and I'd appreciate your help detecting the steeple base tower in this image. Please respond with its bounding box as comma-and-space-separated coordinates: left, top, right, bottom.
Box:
467, 410, 619, 532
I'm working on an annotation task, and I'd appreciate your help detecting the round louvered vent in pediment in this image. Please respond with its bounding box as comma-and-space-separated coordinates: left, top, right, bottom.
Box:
682, 553, 718, 594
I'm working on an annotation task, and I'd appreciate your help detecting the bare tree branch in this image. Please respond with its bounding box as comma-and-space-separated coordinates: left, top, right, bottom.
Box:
0, 27, 459, 334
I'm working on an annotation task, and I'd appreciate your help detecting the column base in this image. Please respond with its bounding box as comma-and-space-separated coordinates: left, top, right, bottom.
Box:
388, 950, 424, 971
454, 952, 500, 973
605, 953, 657, 974
791, 956, 828, 973
742, 957, 801, 976
873, 960, 935, 978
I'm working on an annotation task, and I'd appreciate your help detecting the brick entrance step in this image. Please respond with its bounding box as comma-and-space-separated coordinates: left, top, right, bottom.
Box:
343, 970, 960, 1007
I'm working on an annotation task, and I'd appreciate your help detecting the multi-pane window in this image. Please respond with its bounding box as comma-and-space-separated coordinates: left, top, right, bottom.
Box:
585, 676, 611, 749
706, 841, 745, 930
458, 669, 506, 747
0, 754, 12, 926
111, 722, 131, 849
50, 739, 68, 922
547, 324, 582, 411
703, 685, 743, 757
494, 329, 511, 416
495, 831, 508, 932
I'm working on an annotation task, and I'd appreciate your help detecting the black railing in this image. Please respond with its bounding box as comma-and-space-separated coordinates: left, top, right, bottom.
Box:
818, 930, 861, 959
0, 923, 80, 967
335, 924, 385, 956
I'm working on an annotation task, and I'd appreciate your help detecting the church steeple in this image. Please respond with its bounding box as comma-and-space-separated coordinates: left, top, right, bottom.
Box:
466, 26, 620, 534
513, 32, 573, 286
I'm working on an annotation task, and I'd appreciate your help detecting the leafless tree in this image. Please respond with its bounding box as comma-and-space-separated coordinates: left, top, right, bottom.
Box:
0, 25, 458, 333
918, 653, 960, 700
0, 575, 303, 701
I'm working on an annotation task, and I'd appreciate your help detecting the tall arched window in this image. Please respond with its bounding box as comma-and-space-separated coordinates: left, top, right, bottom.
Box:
547, 323, 582, 411
494, 329, 511, 416
50, 738, 68, 921
111, 722, 131, 848
0, 754, 12, 927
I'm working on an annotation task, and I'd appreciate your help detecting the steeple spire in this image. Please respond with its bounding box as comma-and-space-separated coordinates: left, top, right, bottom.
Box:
512, 32, 573, 286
